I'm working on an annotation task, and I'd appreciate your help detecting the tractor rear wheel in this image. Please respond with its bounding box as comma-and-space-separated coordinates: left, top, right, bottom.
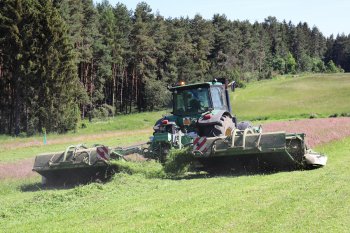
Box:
201, 115, 235, 137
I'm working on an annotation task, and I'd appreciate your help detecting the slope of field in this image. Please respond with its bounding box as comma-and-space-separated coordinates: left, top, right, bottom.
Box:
1, 137, 350, 232
1, 73, 350, 162
0, 111, 163, 145
1, 117, 350, 180
2, 73, 350, 147
232, 73, 350, 120
262, 117, 350, 147
0, 129, 152, 163
1, 73, 350, 232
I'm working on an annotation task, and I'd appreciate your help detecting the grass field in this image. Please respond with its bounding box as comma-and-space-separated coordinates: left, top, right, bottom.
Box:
1, 73, 350, 163
0, 132, 150, 162
232, 73, 350, 120
0, 73, 349, 160
1, 73, 350, 232
0, 112, 162, 162
1, 137, 349, 232
0, 111, 163, 144
1, 73, 350, 143
2, 73, 350, 146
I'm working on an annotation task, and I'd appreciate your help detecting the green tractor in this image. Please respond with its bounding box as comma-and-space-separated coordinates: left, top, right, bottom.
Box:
33, 78, 327, 185
147, 78, 245, 161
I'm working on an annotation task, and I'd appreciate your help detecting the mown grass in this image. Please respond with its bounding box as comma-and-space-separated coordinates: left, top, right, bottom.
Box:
110, 160, 165, 179
1, 137, 349, 232
232, 73, 350, 120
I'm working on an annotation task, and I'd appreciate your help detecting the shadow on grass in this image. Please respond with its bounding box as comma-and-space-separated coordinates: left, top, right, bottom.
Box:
21, 160, 319, 192
169, 166, 280, 181
20, 181, 90, 192
21, 165, 117, 192
20, 182, 43, 192
167, 158, 318, 181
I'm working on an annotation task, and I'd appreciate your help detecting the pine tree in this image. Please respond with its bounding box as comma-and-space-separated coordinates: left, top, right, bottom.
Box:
210, 14, 232, 76
130, 2, 157, 111
0, 0, 24, 134
95, 0, 116, 113
171, 17, 196, 82
113, 3, 132, 113
32, 0, 86, 133
2, 0, 347, 135
189, 14, 214, 80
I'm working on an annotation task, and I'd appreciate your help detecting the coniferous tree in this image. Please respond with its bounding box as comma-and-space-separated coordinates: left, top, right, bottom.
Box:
113, 3, 132, 113
130, 2, 156, 111
0, 0, 85, 134
210, 14, 233, 76
1, 0, 349, 135
172, 17, 196, 82
190, 14, 214, 80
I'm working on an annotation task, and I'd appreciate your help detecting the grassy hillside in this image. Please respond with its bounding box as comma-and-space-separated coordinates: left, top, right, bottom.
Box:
0, 132, 150, 162
1, 73, 349, 145
232, 73, 350, 120
0, 111, 164, 144
0, 112, 163, 162
1, 137, 349, 232
2, 73, 350, 162
1, 73, 350, 232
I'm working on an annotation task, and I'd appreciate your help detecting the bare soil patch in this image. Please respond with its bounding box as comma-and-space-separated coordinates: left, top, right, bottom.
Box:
1, 117, 350, 180
262, 117, 350, 147
0, 158, 37, 180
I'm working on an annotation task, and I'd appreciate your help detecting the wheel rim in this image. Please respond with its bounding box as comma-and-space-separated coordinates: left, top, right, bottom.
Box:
225, 128, 232, 136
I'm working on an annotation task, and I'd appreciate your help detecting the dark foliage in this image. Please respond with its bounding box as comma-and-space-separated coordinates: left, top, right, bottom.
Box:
0, 1, 348, 135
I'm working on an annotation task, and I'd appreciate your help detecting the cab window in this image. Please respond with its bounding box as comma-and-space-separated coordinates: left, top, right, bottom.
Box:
210, 86, 227, 110
173, 88, 210, 115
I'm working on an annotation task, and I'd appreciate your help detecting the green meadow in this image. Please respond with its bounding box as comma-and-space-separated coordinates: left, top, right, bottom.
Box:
0, 138, 349, 232
232, 73, 350, 120
1, 73, 350, 232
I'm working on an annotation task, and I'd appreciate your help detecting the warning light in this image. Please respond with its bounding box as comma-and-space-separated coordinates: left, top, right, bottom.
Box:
203, 114, 211, 120
172, 81, 186, 87
162, 119, 169, 125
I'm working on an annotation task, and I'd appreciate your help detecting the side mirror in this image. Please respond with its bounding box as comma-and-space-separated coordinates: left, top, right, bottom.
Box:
230, 81, 236, 92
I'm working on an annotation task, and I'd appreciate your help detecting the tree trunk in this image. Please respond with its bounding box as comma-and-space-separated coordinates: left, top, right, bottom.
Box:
130, 68, 135, 114
90, 60, 94, 122
120, 68, 125, 113
12, 63, 21, 136
80, 62, 85, 119
112, 63, 116, 115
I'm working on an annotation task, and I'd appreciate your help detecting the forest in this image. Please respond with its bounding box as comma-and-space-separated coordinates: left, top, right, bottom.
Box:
0, 0, 349, 135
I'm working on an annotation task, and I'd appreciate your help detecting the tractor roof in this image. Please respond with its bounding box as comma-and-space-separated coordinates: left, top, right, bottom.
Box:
169, 81, 223, 91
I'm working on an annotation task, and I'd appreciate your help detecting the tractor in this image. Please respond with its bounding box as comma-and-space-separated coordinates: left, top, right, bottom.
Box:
33, 78, 327, 184
147, 78, 251, 162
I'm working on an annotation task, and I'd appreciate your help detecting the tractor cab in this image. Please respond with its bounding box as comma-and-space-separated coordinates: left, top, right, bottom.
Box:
170, 79, 233, 116
154, 79, 236, 136
171, 82, 231, 116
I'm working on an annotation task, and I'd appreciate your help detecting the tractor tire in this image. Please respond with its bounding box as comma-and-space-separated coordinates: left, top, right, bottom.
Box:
203, 115, 235, 137
153, 119, 163, 133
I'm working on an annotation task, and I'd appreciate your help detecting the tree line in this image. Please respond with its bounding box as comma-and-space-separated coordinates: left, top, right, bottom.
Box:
0, 0, 349, 135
